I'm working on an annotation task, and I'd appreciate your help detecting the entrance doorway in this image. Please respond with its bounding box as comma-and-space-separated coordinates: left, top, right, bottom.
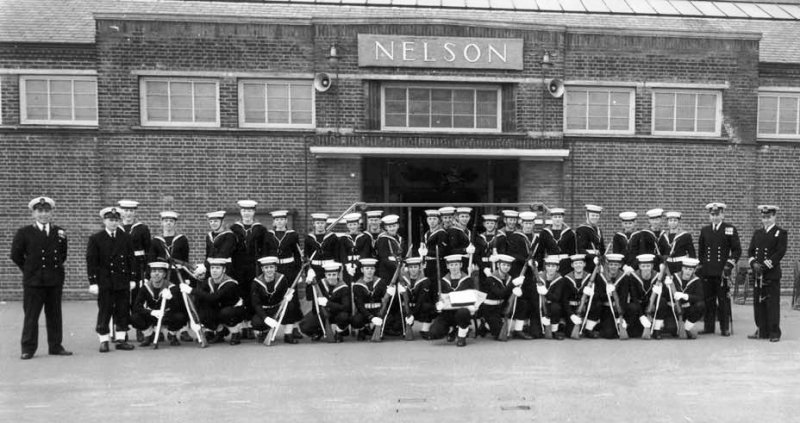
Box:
362, 158, 519, 247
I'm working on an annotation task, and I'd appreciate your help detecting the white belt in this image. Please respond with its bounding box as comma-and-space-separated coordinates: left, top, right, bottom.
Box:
134, 250, 146, 257
347, 255, 360, 261
586, 249, 599, 255
425, 257, 438, 261
483, 299, 503, 306
481, 258, 490, 263
569, 301, 579, 306
388, 257, 397, 261
667, 256, 687, 263
311, 260, 325, 266
277, 257, 294, 264
364, 303, 381, 309
556, 254, 569, 260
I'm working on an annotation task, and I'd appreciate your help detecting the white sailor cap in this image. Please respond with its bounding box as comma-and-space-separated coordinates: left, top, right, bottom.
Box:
544, 255, 561, 265
664, 211, 682, 219
455, 207, 472, 215
570, 254, 586, 262
424, 209, 441, 217
501, 210, 519, 218
438, 206, 456, 216
758, 205, 779, 214
619, 211, 638, 221
359, 258, 378, 267
310, 213, 329, 221
237, 200, 257, 209
482, 214, 499, 221
326, 218, 337, 225
549, 207, 566, 215
682, 257, 700, 268
636, 254, 656, 264
495, 254, 515, 264
117, 200, 139, 209
206, 210, 226, 219
405, 257, 423, 266
270, 210, 289, 218
99, 207, 121, 219
160, 211, 179, 220
365, 210, 383, 218
534, 218, 544, 225
148, 261, 169, 270
585, 204, 603, 213
343, 212, 362, 223
28, 196, 55, 210
322, 262, 341, 272
258, 256, 279, 266
207, 257, 229, 266
606, 253, 625, 263
518, 211, 537, 222
646, 208, 664, 218
705, 202, 727, 212
381, 214, 400, 225
445, 254, 463, 263
544, 219, 553, 225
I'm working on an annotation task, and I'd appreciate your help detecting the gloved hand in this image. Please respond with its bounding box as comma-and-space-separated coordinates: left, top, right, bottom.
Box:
570, 314, 582, 325
606, 284, 615, 294
639, 315, 652, 328
129, 281, 137, 291
536, 285, 547, 296
317, 297, 328, 307
623, 265, 634, 275
386, 286, 396, 297
512, 276, 524, 287
264, 316, 279, 328
659, 263, 666, 273
435, 301, 445, 311
680, 293, 689, 301
371, 317, 383, 326
723, 261, 734, 277
467, 305, 477, 314
397, 285, 407, 294
418, 244, 428, 257
466, 244, 476, 255
652, 284, 662, 295
583, 286, 593, 296
179, 284, 193, 294
673, 291, 683, 301
489, 254, 499, 263
306, 269, 317, 283
150, 310, 163, 319
483, 268, 492, 278
764, 259, 773, 269
162, 288, 173, 300
619, 318, 628, 329
88, 284, 99, 295
541, 316, 551, 326
192, 263, 206, 279
512, 287, 523, 297
405, 316, 414, 326
346, 263, 356, 277
593, 257, 600, 266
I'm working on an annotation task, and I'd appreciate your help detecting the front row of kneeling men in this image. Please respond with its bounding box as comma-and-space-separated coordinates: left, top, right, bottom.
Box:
133, 249, 705, 348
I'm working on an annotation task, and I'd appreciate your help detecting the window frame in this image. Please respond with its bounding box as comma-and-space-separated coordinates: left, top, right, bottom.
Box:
562, 86, 636, 135
237, 79, 316, 129
19, 75, 98, 126
650, 89, 722, 137
380, 83, 502, 133
757, 90, 800, 140
139, 77, 220, 127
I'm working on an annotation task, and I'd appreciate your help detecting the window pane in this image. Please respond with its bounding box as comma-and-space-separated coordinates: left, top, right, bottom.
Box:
566, 90, 587, 130
778, 97, 798, 134
169, 82, 193, 121
383, 86, 499, 130
408, 88, 430, 127
74, 80, 96, 95
758, 96, 778, 134
243, 83, 266, 123
696, 119, 715, 133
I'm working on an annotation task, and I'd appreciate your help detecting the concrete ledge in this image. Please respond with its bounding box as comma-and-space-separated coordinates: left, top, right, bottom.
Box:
309, 146, 570, 161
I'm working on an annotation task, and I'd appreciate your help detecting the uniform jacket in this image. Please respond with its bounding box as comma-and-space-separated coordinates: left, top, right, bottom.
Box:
251, 272, 288, 320
375, 232, 404, 279
552, 226, 576, 257
150, 234, 190, 263
658, 231, 696, 260
353, 277, 387, 318
337, 232, 372, 265
408, 275, 435, 312
205, 230, 236, 261
11, 223, 68, 287
123, 222, 151, 280
576, 224, 605, 256
132, 282, 183, 315
748, 224, 788, 281
194, 276, 241, 309
698, 222, 742, 277
627, 229, 662, 266
86, 228, 136, 290
612, 231, 635, 264
263, 230, 302, 268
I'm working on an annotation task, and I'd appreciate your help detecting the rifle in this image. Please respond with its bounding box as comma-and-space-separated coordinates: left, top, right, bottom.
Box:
605, 271, 628, 340
723, 267, 734, 336
499, 238, 539, 341
644, 264, 668, 339
152, 261, 174, 349
663, 268, 687, 339
265, 252, 315, 346
373, 250, 407, 342
174, 269, 208, 348
570, 258, 603, 339
311, 281, 334, 343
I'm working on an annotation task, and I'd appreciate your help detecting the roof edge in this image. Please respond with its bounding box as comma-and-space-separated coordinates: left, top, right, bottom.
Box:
93, 12, 313, 26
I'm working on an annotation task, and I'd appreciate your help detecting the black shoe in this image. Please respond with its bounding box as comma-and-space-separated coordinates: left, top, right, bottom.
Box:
168, 334, 181, 346
584, 330, 600, 339
115, 341, 135, 351
284, 334, 298, 344
139, 334, 155, 347
553, 331, 565, 341
204, 331, 218, 344
48, 347, 72, 356
256, 332, 267, 343
99, 341, 110, 353
180, 331, 194, 342
476, 323, 489, 338
242, 328, 255, 340
357, 330, 368, 341
747, 331, 760, 340
652, 330, 662, 340
447, 330, 456, 343
311, 333, 323, 342
292, 328, 303, 340
229, 333, 241, 345
700, 329, 715, 335
212, 331, 227, 344
333, 332, 344, 343
686, 331, 697, 340
512, 331, 533, 340
136, 330, 144, 342
420, 331, 431, 340
456, 336, 467, 347
20, 352, 33, 360
721, 330, 731, 337
770, 337, 780, 343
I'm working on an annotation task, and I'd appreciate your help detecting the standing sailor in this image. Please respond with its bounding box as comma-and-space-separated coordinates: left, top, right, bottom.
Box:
697, 202, 741, 336
747, 205, 787, 342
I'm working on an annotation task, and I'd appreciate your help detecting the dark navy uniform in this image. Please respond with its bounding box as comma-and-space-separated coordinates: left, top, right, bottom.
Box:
551, 226, 576, 275
191, 275, 245, 330
304, 232, 339, 300
263, 230, 303, 323
86, 227, 136, 337
250, 272, 290, 331
375, 232, 404, 280
408, 274, 437, 326
150, 234, 190, 283
230, 222, 267, 319
748, 223, 787, 340
422, 227, 449, 284
299, 282, 351, 337
11, 221, 69, 357
506, 230, 533, 278
447, 226, 472, 269
130, 282, 187, 334
628, 229, 662, 268
675, 275, 705, 330
658, 231, 696, 274
205, 229, 236, 267
617, 271, 653, 338
428, 275, 475, 340
351, 277, 388, 331
479, 271, 514, 338
337, 231, 372, 282
698, 221, 741, 334
576, 224, 605, 274
122, 221, 151, 301
611, 231, 634, 265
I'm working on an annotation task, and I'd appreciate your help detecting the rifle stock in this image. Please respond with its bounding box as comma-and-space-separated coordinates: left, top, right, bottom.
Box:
373, 252, 406, 342
265, 256, 313, 346
174, 269, 207, 348
663, 267, 686, 339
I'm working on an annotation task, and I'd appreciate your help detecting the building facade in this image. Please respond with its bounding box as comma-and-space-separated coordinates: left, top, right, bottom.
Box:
1, 0, 799, 299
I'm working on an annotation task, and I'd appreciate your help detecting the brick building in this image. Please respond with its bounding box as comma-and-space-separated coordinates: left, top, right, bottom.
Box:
1, 0, 799, 299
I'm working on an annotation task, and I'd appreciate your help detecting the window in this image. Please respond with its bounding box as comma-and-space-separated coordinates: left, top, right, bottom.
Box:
239, 80, 314, 128
140, 78, 219, 127
564, 87, 634, 134
652, 90, 721, 136
758, 92, 800, 139
382, 85, 501, 132
20, 76, 97, 125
